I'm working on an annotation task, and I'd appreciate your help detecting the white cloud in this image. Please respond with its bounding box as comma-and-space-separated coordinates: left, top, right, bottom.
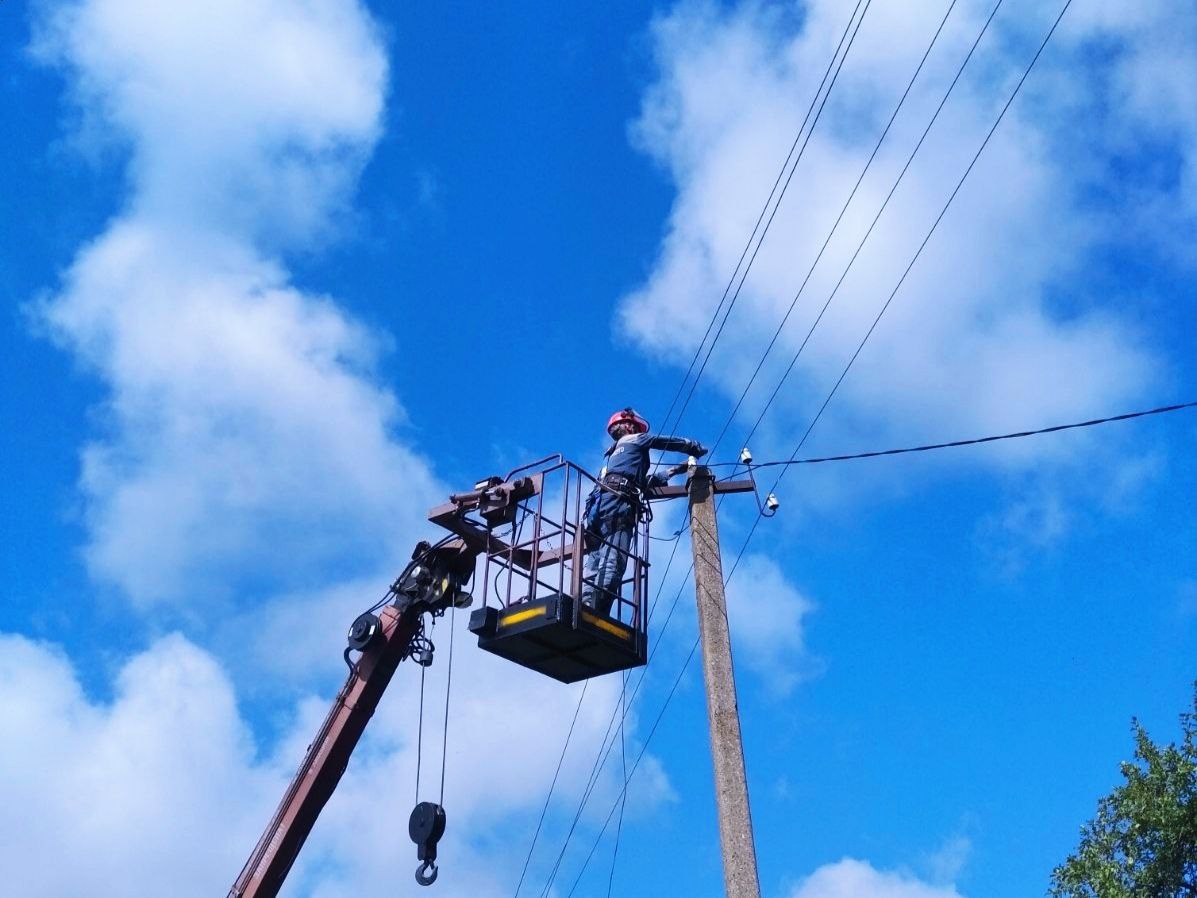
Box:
789, 858, 967, 898
726, 552, 819, 695
18, 2, 672, 896
620, 0, 1168, 492
923, 834, 973, 886
0, 633, 283, 898
31, 0, 387, 246
1065, 1, 1197, 220
27, 0, 435, 606
0, 629, 663, 898
38, 225, 444, 606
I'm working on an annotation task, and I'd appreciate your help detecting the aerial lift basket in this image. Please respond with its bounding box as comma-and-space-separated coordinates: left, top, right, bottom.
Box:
428, 456, 648, 683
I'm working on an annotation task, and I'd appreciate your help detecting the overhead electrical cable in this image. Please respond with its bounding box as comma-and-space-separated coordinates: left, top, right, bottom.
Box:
563, 9, 1081, 890
708, 400, 1197, 471
512, 680, 590, 898
528, 1, 929, 891
564, 524, 766, 894
694, 0, 976, 572
644, 0, 880, 560
605, 673, 629, 898
734, 0, 1078, 578
534, 568, 695, 898
564, 636, 702, 898
736, 0, 1008, 459
651, 0, 869, 451
533, 6, 876, 860
659, 0, 877, 450
704, 0, 962, 462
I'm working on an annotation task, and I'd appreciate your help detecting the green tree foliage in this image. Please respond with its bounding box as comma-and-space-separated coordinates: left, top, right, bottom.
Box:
1050, 689, 1197, 897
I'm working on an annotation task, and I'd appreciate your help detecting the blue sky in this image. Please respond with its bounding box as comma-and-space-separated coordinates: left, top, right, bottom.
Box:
2, 2, 1195, 897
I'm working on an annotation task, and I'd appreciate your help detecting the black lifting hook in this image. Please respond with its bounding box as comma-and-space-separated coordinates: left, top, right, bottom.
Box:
409, 801, 447, 886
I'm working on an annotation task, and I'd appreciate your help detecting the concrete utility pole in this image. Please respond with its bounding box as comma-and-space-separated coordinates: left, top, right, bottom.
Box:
687, 466, 762, 898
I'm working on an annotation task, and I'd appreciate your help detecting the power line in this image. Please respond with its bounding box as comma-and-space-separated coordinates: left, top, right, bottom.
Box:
513, 680, 589, 898
534, 543, 703, 898
708, 401, 1197, 472
564, 509, 768, 894
659, 0, 876, 446
605, 673, 629, 898
705, 0, 962, 464
760, 0, 1076, 505
534, 564, 694, 898
650, 0, 866, 447
568, 7, 1086, 896
555, 8, 1010, 886
522, 9, 866, 863
735, 0, 1009, 461
565, 634, 702, 898
537, 2, 1077, 893
533, 7, 873, 865
731, 0, 1078, 593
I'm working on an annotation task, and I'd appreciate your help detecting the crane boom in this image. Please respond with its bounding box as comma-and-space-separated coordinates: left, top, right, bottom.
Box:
228, 603, 419, 898
228, 467, 559, 896
228, 537, 478, 898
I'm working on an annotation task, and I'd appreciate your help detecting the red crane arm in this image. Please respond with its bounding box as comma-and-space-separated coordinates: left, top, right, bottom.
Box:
227, 603, 418, 898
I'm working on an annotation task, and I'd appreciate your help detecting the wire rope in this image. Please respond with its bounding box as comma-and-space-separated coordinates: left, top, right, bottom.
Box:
415, 659, 426, 803
438, 605, 455, 806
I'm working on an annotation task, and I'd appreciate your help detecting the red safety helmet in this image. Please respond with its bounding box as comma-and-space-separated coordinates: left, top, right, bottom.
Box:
607, 407, 649, 438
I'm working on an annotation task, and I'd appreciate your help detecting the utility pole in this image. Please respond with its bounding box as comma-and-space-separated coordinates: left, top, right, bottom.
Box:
687, 465, 761, 898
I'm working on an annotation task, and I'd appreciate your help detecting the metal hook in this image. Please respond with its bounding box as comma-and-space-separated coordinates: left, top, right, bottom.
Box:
415, 860, 438, 886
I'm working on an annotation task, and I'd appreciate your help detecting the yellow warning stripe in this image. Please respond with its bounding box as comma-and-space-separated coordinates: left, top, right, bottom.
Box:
580, 610, 632, 640
499, 606, 547, 627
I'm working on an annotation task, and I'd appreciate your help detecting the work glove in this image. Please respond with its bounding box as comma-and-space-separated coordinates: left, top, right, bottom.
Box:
689, 442, 709, 458
646, 472, 671, 490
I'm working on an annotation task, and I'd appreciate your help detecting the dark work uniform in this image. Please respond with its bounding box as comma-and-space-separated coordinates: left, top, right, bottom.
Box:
581, 431, 704, 615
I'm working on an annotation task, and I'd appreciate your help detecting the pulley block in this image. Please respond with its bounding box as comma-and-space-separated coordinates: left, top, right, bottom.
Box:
409, 801, 447, 886
346, 612, 382, 653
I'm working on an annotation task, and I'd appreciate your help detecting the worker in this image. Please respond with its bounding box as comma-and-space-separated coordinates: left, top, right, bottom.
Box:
581, 408, 706, 615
